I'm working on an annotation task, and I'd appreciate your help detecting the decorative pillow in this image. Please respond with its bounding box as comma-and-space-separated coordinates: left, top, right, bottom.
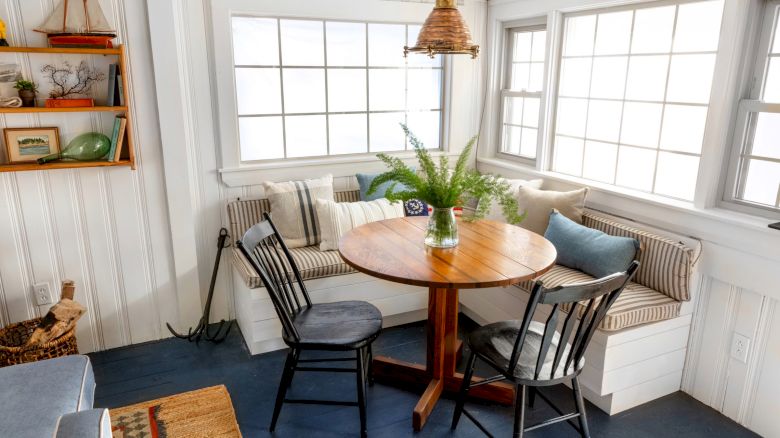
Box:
484, 178, 544, 222
316, 198, 405, 251
544, 210, 639, 278
356, 172, 410, 201
404, 199, 429, 217
263, 175, 334, 248
516, 186, 589, 235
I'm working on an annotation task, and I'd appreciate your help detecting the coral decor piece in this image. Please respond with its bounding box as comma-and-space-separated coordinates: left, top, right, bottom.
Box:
42, 61, 105, 99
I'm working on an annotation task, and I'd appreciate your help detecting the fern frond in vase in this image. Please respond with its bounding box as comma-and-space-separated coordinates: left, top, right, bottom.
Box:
367, 125, 526, 247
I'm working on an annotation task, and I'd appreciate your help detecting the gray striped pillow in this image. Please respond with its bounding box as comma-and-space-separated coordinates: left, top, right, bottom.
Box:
263, 175, 334, 248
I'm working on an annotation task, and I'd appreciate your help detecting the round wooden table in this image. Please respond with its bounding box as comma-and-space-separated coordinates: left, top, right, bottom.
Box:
338, 216, 557, 431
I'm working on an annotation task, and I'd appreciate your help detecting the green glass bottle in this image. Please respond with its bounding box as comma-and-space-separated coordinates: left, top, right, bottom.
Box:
37, 132, 111, 164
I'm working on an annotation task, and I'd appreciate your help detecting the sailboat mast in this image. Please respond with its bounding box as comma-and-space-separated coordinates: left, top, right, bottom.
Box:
62, 0, 68, 33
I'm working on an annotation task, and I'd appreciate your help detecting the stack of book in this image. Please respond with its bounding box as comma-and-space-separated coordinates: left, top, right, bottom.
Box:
106, 115, 127, 162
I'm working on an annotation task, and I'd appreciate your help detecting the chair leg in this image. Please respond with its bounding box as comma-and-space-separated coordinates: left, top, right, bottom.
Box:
572, 376, 591, 438
451, 352, 477, 430
527, 387, 537, 408
270, 348, 298, 432
356, 347, 368, 438
367, 343, 374, 386
287, 348, 301, 389
513, 385, 527, 438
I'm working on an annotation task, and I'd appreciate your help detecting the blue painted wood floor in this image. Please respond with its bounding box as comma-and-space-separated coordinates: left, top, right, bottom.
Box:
89, 316, 758, 437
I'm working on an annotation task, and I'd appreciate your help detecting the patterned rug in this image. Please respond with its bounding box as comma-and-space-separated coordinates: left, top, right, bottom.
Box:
110, 385, 241, 438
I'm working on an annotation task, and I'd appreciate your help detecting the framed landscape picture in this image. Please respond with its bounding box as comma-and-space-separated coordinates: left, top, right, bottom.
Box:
4, 127, 60, 164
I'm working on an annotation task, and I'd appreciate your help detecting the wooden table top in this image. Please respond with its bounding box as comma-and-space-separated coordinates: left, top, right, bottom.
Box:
338, 216, 557, 289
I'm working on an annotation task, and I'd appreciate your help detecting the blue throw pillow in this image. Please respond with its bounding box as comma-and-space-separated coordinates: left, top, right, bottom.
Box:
404, 199, 429, 217
356, 172, 410, 201
544, 210, 639, 279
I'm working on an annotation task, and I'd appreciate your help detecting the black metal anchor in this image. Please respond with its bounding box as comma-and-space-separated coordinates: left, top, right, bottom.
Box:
167, 227, 233, 343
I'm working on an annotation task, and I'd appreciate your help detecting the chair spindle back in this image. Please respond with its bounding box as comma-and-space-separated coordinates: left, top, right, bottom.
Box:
507, 261, 640, 380
237, 213, 313, 343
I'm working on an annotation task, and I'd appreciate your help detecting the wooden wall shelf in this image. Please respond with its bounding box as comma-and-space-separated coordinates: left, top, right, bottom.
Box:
0, 160, 133, 173
0, 106, 128, 114
0, 45, 135, 173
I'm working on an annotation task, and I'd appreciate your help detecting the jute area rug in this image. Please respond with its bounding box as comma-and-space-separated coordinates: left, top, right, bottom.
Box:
110, 385, 242, 438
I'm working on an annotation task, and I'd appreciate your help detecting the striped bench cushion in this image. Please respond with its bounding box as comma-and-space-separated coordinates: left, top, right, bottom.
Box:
232, 246, 355, 289
517, 265, 681, 332
583, 211, 693, 302
228, 190, 360, 245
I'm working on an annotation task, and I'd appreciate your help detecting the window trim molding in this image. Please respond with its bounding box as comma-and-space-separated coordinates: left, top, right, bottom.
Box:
210, 0, 456, 174
720, 0, 780, 217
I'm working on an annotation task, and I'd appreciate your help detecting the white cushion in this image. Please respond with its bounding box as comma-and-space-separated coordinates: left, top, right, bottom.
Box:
262, 175, 334, 248
316, 198, 405, 251
485, 178, 544, 222
516, 186, 588, 235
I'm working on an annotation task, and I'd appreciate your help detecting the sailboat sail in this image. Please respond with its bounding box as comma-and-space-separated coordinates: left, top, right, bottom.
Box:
35, 0, 115, 35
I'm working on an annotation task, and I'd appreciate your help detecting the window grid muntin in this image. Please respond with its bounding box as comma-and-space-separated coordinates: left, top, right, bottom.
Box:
233, 18, 444, 162
500, 26, 547, 160
551, 0, 723, 202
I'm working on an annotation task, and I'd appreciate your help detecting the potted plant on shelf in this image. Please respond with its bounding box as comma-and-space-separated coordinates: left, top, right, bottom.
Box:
41, 61, 105, 108
13, 80, 37, 107
368, 125, 525, 248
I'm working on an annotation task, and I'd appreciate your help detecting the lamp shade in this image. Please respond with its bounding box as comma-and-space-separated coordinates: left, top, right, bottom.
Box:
404, 0, 479, 58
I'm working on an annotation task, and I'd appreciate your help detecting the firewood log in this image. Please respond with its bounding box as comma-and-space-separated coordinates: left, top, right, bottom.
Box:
23, 280, 85, 348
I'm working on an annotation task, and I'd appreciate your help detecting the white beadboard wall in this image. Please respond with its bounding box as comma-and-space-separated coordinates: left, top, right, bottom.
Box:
0, 0, 184, 353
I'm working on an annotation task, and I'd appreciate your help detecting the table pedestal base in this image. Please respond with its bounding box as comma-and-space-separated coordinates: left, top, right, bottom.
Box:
371, 287, 515, 431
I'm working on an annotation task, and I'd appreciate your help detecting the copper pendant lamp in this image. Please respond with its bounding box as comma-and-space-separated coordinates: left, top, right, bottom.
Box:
404, 0, 479, 59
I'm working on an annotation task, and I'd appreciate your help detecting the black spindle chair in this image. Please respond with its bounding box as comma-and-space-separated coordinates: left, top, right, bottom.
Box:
238, 213, 383, 437
452, 261, 640, 437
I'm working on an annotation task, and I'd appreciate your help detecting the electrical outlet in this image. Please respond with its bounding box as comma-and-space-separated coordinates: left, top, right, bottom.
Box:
32, 282, 53, 306
730, 333, 751, 363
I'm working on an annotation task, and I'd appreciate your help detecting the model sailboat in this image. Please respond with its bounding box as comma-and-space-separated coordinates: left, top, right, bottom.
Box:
34, 0, 116, 48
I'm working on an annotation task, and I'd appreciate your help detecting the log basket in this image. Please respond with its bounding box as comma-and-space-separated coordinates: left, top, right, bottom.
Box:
0, 317, 78, 367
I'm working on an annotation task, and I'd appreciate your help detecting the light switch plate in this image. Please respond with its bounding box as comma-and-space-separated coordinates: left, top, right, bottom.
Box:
32, 282, 53, 306
731, 333, 751, 363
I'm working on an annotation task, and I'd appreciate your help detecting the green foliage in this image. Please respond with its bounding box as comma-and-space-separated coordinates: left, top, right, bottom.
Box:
13, 79, 37, 92
367, 124, 526, 224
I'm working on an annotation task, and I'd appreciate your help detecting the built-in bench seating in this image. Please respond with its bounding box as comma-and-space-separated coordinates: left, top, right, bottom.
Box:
227, 184, 698, 415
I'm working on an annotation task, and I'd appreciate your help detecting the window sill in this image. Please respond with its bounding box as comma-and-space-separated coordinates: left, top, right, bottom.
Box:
220, 150, 459, 187
478, 156, 780, 246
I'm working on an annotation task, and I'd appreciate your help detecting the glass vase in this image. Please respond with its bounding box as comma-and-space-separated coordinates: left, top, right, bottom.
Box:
425, 207, 459, 248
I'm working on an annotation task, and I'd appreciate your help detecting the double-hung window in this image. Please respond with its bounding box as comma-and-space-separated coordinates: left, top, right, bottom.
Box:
551, 0, 725, 201
231, 17, 444, 162
499, 25, 547, 161
725, 0, 780, 212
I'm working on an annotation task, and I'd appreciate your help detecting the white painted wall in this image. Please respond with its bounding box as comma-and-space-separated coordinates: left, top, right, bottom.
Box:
480, 2, 780, 435
0, 0, 183, 353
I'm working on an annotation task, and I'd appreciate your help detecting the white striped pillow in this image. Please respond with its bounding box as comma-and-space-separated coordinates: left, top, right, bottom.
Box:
316, 198, 405, 251
263, 175, 334, 248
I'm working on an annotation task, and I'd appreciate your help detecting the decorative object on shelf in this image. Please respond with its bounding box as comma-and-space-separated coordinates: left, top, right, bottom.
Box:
404, 0, 479, 59
368, 124, 523, 248
0, 62, 20, 99
37, 131, 110, 164
13, 79, 37, 107
167, 228, 233, 344
41, 60, 105, 108
0, 19, 9, 46
34, 0, 116, 48
4, 127, 60, 164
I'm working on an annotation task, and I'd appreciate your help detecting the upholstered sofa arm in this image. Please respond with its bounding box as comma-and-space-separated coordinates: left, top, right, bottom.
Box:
55, 409, 112, 438
583, 211, 695, 302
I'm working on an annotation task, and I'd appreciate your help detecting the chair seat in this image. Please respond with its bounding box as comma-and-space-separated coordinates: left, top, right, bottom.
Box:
469, 320, 583, 384
283, 301, 382, 350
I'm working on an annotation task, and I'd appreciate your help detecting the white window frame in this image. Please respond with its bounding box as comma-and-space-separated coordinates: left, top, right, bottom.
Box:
231, 17, 446, 162
722, 0, 780, 216
209, 0, 457, 186
497, 19, 548, 165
